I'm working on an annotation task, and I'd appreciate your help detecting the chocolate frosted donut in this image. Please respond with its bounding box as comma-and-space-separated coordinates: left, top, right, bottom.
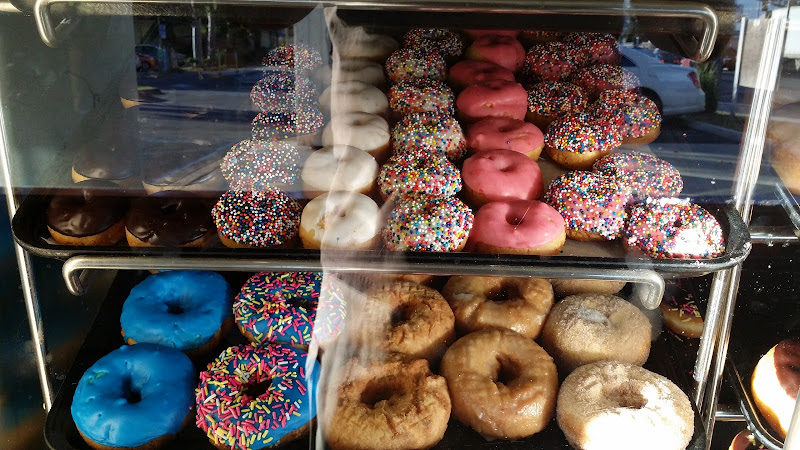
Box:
752, 338, 800, 438
125, 191, 214, 247
141, 141, 228, 194
46, 180, 129, 246
72, 137, 138, 185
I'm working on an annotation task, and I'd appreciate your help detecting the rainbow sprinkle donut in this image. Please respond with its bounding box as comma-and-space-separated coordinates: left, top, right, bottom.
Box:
563, 32, 620, 65
251, 108, 323, 142
592, 151, 682, 198
402, 28, 464, 59
384, 196, 474, 252
523, 42, 586, 82
569, 64, 640, 99
385, 48, 447, 83
212, 189, 300, 248
392, 112, 466, 161
250, 73, 316, 113
527, 81, 588, 122
262, 44, 323, 73
221, 139, 300, 190
378, 152, 462, 200
592, 88, 662, 143
388, 78, 455, 116
195, 344, 320, 449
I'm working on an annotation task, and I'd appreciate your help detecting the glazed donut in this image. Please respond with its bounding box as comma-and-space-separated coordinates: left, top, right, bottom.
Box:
541, 293, 651, 373
592, 151, 683, 199
251, 109, 324, 145
71, 344, 194, 450
319, 80, 389, 116
570, 63, 640, 100
456, 79, 528, 122
752, 338, 800, 439
544, 171, 631, 241
250, 72, 316, 113
333, 31, 399, 62
729, 430, 768, 450
212, 189, 301, 248
121, 271, 232, 354
378, 152, 462, 200
196, 344, 320, 448
461, 149, 544, 207
526, 81, 588, 130
331, 58, 386, 87
624, 198, 725, 259
388, 78, 455, 117
465, 34, 526, 71
523, 42, 586, 82
659, 282, 704, 338
384, 197, 473, 252
46, 179, 128, 246
391, 112, 466, 161
262, 44, 323, 72
447, 60, 515, 91
549, 278, 626, 297
593, 89, 662, 145
221, 139, 302, 191
321, 112, 391, 162
557, 361, 694, 450
544, 112, 622, 170
350, 281, 456, 362
324, 356, 450, 450
564, 32, 620, 65
126, 190, 215, 247
403, 28, 464, 59
385, 48, 447, 83
467, 199, 566, 255
441, 276, 554, 338
465, 117, 544, 159
440, 329, 558, 439
301, 145, 378, 198
300, 191, 380, 250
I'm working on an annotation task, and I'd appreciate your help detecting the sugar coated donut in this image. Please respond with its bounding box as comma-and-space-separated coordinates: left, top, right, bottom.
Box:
71, 344, 194, 449
465, 34, 526, 71
321, 111, 391, 162
557, 361, 694, 450
403, 28, 464, 59
301, 145, 378, 198
262, 44, 323, 72
659, 282, 704, 338
730, 430, 768, 450
250, 72, 316, 113
319, 80, 388, 116
564, 32, 620, 65
544, 112, 622, 170
388, 78, 455, 116
333, 31, 398, 62
325, 356, 450, 450
385, 48, 447, 83
544, 171, 631, 241
212, 189, 300, 248
441, 329, 558, 439
378, 152, 462, 200
251, 108, 323, 144
570, 63, 640, 100
384, 197, 473, 252
456, 79, 528, 122
541, 293, 651, 373
331, 58, 386, 87
196, 344, 320, 449
593, 88, 662, 145
221, 139, 301, 191
442, 276, 554, 338
447, 60, 516, 91
523, 41, 586, 82
46, 179, 128, 246
465, 117, 544, 159
467, 199, 565, 255
526, 81, 588, 130
624, 198, 725, 259
592, 151, 682, 198
391, 112, 466, 161
300, 191, 380, 250
461, 149, 544, 207
752, 338, 800, 439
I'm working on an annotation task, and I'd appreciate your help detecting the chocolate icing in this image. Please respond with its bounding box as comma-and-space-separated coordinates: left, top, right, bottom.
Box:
46, 180, 129, 237
774, 338, 800, 399
141, 141, 228, 187
72, 136, 139, 180
125, 191, 213, 246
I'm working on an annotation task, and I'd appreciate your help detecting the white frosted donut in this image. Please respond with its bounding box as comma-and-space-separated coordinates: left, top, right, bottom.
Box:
322, 112, 391, 162
299, 191, 380, 250
557, 361, 694, 450
319, 80, 388, 116
333, 32, 399, 62
331, 58, 386, 87
301, 145, 378, 199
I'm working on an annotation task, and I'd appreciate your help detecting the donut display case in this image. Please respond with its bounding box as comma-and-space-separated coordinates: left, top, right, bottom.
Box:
0, 0, 799, 448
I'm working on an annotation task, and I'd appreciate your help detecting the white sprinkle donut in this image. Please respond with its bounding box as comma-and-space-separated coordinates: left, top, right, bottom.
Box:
384, 197, 474, 252
319, 80, 389, 116
299, 191, 380, 250
301, 145, 378, 199
322, 112, 391, 162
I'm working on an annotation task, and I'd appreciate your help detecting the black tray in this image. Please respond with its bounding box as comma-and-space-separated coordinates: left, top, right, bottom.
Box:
45, 271, 708, 450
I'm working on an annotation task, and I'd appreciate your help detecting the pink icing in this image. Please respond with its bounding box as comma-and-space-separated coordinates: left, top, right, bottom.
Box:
456, 79, 528, 121
448, 60, 516, 87
465, 30, 521, 39
467, 35, 526, 71
462, 150, 543, 202
466, 117, 544, 154
468, 200, 565, 249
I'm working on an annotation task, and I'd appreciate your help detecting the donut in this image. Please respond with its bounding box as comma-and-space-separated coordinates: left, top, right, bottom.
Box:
120, 271, 232, 354
440, 329, 558, 439
570, 63, 640, 100
330, 58, 386, 87
467, 199, 566, 255
221, 139, 302, 191
593, 88, 662, 145
549, 278, 626, 297
321, 111, 391, 162
333, 31, 399, 62
465, 34, 526, 71
391, 112, 466, 161
251, 108, 324, 145
752, 338, 800, 439
385, 48, 447, 83
378, 152, 462, 200
526, 81, 588, 130
384, 197, 473, 252
729, 430, 768, 450
465, 29, 520, 39
465, 117, 544, 159
212, 189, 300, 248
659, 281, 704, 338
71, 344, 194, 449
563, 32, 620, 65
592, 151, 683, 199
388, 78, 455, 117
196, 344, 320, 449
544, 112, 622, 170
461, 149, 544, 207
402, 28, 464, 59
557, 361, 694, 450
141, 143, 226, 195
125, 191, 214, 247
250, 72, 316, 113
300, 191, 380, 250
623, 197, 725, 259
324, 356, 450, 450
262, 44, 323, 72
544, 171, 631, 241
301, 145, 378, 199
72, 136, 138, 186
318, 80, 389, 116
541, 293, 651, 373
447, 60, 516, 91
456, 79, 528, 122
518, 30, 563, 47
523, 41, 586, 82
46, 179, 128, 246
441, 276, 554, 338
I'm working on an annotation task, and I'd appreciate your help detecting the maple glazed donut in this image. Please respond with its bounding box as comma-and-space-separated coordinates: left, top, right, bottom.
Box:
384, 197, 474, 252
301, 145, 378, 198
544, 111, 623, 170
456, 79, 528, 122
442, 276, 554, 338
46, 179, 128, 246
385, 47, 447, 83
319, 80, 388, 116
592, 151, 683, 199
388, 78, 455, 116
465, 34, 526, 71
593, 88, 662, 145
465, 117, 544, 159
461, 149, 544, 207
526, 81, 588, 131
447, 60, 516, 91
212, 189, 301, 248
752, 338, 800, 439
557, 361, 694, 450
467, 199, 566, 255
378, 152, 462, 200
440, 329, 558, 439
300, 191, 380, 250
321, 111, 391, 162
403, 28, 464, 60
391, 111, 466, 161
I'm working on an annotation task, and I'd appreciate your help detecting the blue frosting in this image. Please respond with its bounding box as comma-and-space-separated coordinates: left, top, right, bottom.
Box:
120, 271, 232, 351
71, 344, 195, 447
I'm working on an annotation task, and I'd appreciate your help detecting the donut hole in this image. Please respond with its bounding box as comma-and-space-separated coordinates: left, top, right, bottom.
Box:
121, 377, 142, 404
360, 377, 405, 407
391, 304, 415, 326
243, 378, 272, 401
485, 282, 521, 303
607, 384, 647, 410
493, 356, 522, 386
165, 301, 185, 315
505, 212, 525, 226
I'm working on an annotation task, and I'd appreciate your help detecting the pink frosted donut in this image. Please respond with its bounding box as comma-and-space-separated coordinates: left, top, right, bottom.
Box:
544, 112, 622, 170
385, 48, 447, 83
593, 89, 662, 145
526, 81, 588, 130
523, 42, 586, 82
564, 33, 620, 65
465, 30, 520, 39
392, 112, 466, 161
592, 152, 683, 198
447, 60, 516, 91
403, 28, 464, 59
456, 79, 528, 122
465, 117, 544, 159
465, 35, 526, 72
378, 153, 462, 200
467, 200, 566, 255
570, 64, 640, 100
388, 78, 455, 116
462, 149, 544, 207
384, 197, 474, 252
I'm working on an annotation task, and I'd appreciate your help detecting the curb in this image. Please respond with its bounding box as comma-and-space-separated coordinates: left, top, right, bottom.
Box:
686, 120, 742, 142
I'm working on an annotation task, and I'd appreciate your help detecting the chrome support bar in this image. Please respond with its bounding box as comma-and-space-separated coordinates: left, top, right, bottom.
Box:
749, 226, 799, 245
715, 405, 745, 422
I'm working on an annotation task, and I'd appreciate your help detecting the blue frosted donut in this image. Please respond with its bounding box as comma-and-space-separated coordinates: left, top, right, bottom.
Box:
71, 344, 194, 448
195, 344, 320, 449
120, 271, 233, 352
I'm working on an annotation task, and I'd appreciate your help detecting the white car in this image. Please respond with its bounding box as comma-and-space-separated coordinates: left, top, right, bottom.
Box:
619, 45, 706, 116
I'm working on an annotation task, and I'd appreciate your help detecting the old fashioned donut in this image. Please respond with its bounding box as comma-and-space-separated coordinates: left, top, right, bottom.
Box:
321, 111, 391, 162
212, 189, 300, 248
549, 278, 626, 298
319, 80, 389, 116
541, 293, 651, 373
384, 197, 474, 252
523, 42, 586, 82
388, 78, 455, 117
465, 34, 526, 71
440, 329, 558, 439
301, 145, 378, 199
544, 112, 622, 170
442, 276, 554, 338
456, 79, 528, 122
468, 199, 566, 255
592, 151, 683, 199
385, 48, 447, 83
403, 28, 464, 59
557, 361, 694, 450
752, 338, 800, 439
461, 149, 544, 207
465, 117, 544, 159
221, 139, 301, 191
447, 60, 515, 91
378, 152, 462, 200
526, 81, 588, 131
46, 179, 128, 246
300, 191, 380, 250
391, 112, 466, 161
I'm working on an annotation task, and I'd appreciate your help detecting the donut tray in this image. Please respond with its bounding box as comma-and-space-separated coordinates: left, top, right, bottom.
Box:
44, 271, 709, 450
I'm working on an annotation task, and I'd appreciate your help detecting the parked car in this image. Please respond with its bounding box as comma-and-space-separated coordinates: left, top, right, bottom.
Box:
619, 45, 706, 115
